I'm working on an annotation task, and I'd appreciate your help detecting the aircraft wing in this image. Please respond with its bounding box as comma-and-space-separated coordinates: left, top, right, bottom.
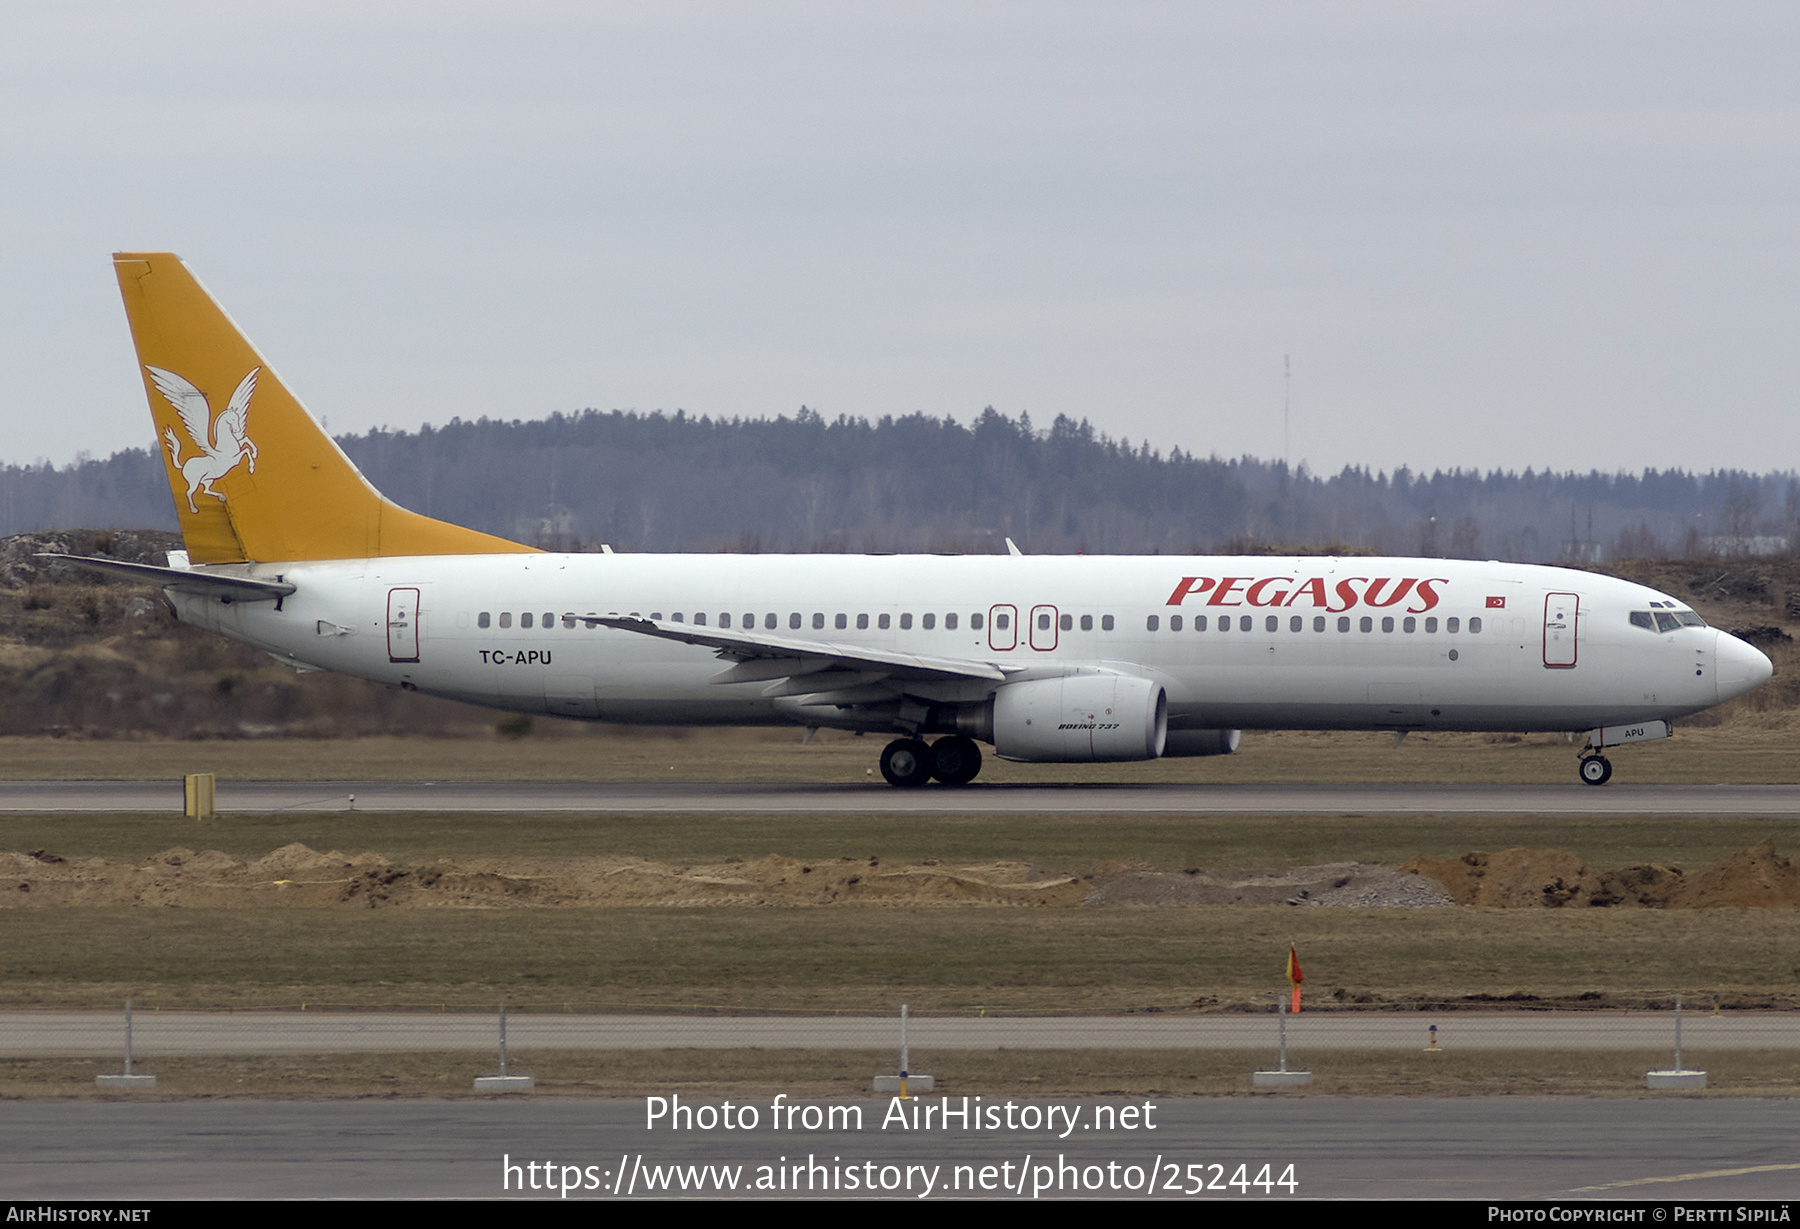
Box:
37, 554, 296, 601
589, 616, 1012, 686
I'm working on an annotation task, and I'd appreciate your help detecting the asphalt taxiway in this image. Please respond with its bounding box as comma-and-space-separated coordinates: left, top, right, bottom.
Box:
4, 1098, 1799, 1200
4, 780, 1799, 815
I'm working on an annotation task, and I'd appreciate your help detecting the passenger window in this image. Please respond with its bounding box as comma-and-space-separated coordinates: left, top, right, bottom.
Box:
971, 613, 984, 630
719, 613, 731, 628
836, 613, 848, 630
1265, 615, 1278, 632
813, 613, 825, 630
565, 614, 579, 628
1101, 615, 1114, 631
946, 613, 958, 630
1337, 617, 1350, 632
1313, 616, 1325, 632
478, 612, 491, 629
1381, 617, 1394, 633
1470, 617, 1483, 634
765, 613, 778, 630
1059, 613, 1072, 631
996, 613, 1010, 630
1447, 617, 1459, 633
1080, 614, 1093, 631
923, 613, 936, 630
1195, 615, 1208, 631
695, 613, 707, 626
648, 612, 662, 621
900, 613, 913, 630
521, 612, 533, 629
1629, 611, 1654, 630
1403, 617, 1415, 633
1037, 613, 1050, 631
1360, 617, 1373, 633
1170, 615, 1183, 631
1219, 615, 1231, 632
1290, 616, 1303, 632
1425, 617, 1437, 633
1239, 615, 1253, 632
857, 614, 870, 630
879, 614, 891, 630
1146, 615, 1160, 631
789, 613, 802, 630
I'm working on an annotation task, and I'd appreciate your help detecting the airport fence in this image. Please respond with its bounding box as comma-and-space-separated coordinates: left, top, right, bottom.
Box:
3, 999, 1797, 1095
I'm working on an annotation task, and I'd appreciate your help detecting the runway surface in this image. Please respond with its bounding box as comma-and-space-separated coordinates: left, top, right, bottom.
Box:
5, 1010, 1789, 1054
4, 1098, 1799, 1199
5, 779, 1800, 815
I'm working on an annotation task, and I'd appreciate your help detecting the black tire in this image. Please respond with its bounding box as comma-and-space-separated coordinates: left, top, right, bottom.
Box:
880, 738, 932, 787
1578, 755, 1613, 786
929, 735, 983, 785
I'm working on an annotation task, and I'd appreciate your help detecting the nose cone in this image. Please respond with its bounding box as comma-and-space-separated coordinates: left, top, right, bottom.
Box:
1715, 630, 1774, 702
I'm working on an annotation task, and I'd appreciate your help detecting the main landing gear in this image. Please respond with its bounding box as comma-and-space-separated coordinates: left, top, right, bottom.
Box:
1578, 754, 1613, 786
879, 735, 983, 787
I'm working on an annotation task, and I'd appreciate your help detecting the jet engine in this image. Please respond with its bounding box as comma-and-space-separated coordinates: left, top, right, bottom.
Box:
991, 674, 1167, 762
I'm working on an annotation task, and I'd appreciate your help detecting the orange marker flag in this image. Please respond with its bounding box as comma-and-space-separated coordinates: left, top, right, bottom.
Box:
1285, 943, 1303, 1014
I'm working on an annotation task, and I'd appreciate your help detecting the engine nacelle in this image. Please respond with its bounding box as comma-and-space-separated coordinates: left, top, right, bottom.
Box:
1162, 728, 1242, 757
992, 675, 1167, 763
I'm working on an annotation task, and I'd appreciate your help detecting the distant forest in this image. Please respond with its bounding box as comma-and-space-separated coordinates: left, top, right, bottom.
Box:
3, 407, 1796, 561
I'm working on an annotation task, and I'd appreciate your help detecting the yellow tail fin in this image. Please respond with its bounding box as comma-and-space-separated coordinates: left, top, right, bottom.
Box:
114, 252, 536, 564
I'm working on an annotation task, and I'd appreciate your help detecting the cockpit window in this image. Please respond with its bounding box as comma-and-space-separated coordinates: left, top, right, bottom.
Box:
1637, 607, 1707, 631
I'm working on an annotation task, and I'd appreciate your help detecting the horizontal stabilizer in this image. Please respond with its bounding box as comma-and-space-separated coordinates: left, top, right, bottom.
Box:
37, 553, 296, 602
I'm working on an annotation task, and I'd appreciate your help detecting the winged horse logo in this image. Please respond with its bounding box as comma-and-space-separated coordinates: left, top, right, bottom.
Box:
146, 366, 260, 513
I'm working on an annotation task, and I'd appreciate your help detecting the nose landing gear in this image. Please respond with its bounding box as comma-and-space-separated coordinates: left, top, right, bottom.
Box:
1578, 754, 1613, 786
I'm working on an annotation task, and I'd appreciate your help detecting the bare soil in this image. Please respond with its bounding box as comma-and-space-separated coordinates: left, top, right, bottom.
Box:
1403, 838, 1800, 909
8, 840, 1794, 911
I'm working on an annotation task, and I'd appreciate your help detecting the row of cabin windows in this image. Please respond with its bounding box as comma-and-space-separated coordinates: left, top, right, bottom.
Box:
1146, 614, 1485, 635
472, 610, 1126, 632
473, 609, 1487, 636
477, 611, 567, 630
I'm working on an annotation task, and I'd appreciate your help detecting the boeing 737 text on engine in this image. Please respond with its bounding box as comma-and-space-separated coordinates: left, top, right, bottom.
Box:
47, 253, 1774, 787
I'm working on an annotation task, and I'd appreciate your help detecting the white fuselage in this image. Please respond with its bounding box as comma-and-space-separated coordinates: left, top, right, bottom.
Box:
172, 553, 1771, 739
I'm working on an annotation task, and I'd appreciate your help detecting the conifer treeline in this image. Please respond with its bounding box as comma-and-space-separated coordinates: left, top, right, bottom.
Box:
2, 407, 1794, 560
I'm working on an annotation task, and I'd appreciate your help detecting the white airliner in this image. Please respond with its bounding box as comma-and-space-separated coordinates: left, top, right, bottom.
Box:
51, 253, 1775, 787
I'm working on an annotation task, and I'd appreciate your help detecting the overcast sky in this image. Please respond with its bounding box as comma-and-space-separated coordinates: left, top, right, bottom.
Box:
2, 2, 1795, 477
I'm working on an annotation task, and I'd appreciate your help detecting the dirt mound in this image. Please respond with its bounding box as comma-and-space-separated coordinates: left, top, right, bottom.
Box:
1671, 838, 1800, 908
13, 842, 1791, 910
0, 845, 1089, 910
1402, 840, 1800, 908
1084, 862, 1453, 908
0, 845, 1446, 911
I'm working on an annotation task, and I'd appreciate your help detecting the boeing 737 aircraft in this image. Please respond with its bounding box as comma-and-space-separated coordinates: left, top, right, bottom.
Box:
50, 253, 1775, 786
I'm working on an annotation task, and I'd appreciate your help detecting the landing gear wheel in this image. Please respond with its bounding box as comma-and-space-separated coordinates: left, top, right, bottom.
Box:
880, 738, 933, 787
1578, 755, 1613, 786
928, 735, 983, 785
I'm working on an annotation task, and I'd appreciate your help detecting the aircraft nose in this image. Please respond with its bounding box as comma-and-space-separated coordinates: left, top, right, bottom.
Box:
1714, 629, 1774, 702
